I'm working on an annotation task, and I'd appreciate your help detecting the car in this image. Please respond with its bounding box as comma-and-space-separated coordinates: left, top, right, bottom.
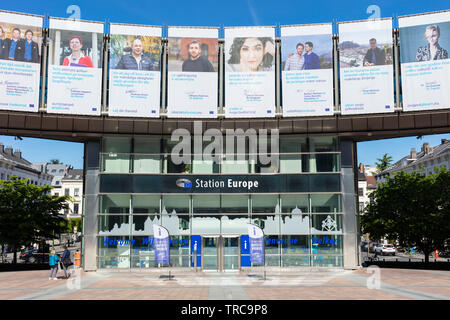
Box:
361, 241, 369, 250
369, 242, 378, 253
375, 244, 396, 256
20, 249, 49, 263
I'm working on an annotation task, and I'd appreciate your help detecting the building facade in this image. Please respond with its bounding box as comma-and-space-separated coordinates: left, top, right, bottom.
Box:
0, 143, 53, 185
60, 169, 84, 218
82, 135, 359, 271
357, 164, 376, 213
376, 139, 450, 183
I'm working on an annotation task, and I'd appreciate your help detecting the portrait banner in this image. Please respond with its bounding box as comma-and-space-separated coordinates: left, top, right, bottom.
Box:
109, 24, 161, 117
338, 19, 395, 115
248, 223, 265, 265
153, 224, 170, 265
0, 11, 43, 113
281, 24, 334, 117
399, 11, 450, 112
47, 18, 103, 116
167, 27, 218, 118
224, 27, 276, 118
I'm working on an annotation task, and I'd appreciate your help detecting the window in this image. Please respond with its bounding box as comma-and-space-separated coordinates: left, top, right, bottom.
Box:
64, 188, 70, 196
55, 193, 59, 196
74, 188, 80, 197
74, 203, 79, 214
358, 188, 364, 196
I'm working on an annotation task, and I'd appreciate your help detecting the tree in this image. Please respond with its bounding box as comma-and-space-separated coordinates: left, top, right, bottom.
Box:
0, 177, 71, 264
49, 159, 61, 164
361, 168, 450, 262
375, 153, 393, 174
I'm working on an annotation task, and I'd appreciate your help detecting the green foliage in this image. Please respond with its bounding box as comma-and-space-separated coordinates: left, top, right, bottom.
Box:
0, 177, 71, 262
361, 167, 450, 262
375, 153, 393, 174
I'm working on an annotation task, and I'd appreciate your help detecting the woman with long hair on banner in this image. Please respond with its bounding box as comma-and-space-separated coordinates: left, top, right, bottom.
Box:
227, 37, 274, 72
63, 35, 94, 67
415, 24, 448, 61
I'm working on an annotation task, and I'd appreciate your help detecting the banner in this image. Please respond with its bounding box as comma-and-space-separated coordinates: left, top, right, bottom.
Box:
0, 11, 43, 112
338, 19, 395, 115
47, 18, 103, 115
153, 224, 170, 265
167, 27, 218, 118
109, 24, 161, 117
399, 11, 450, 112
281, 24, 334, 117
224, 27, 276, 118
247, 223, 265, 265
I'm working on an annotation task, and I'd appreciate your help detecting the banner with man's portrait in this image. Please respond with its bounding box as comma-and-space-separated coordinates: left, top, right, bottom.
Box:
399, 11, 450, 112
0, 11, 43, 113
281, 24, 334, 117
109, 24, 161, 117
47, 18, 103, 116
338, 18, 395, 115
167, 27, 218, 118
224, 27, 276, 118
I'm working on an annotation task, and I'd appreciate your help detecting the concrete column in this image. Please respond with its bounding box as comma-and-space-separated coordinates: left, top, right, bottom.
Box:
82, 140, 101, 271
340, 139, 358, 269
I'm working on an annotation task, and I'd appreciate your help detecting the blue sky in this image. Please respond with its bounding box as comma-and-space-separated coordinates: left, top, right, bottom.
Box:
0, 0, 449, 168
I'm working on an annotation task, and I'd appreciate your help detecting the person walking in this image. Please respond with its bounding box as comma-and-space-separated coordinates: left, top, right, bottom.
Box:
49, 249, 59, 280
60, 246, 71, 279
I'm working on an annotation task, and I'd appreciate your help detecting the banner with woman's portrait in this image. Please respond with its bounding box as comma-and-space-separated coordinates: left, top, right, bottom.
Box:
0, 11, 43, 112
399, 11, 450, 112
338, 18, 395, 115
47, 18, 103, 115
109, 24, 161, 117
281, 24, 333, 117
167, 27, 219, 118
224, 27, 276, 118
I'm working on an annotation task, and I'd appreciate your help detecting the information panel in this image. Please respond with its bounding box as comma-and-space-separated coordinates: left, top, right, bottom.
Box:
339, 19, 395, 115
47, 18, 103, 115
224, 27, 276, 118
399, 11, 450, 112
109, 24, 161, 117
167, 27, 218, 118
281, 24, 334, 117
0, 11, 43, 112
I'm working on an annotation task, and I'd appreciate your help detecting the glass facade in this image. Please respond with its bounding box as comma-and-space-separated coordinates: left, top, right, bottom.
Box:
96, 135, 344, 269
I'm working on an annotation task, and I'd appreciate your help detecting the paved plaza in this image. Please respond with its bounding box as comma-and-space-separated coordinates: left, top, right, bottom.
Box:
0, 267, 450, 300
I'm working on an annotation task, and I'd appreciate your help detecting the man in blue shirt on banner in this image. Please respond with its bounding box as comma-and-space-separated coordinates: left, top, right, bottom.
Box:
15, 30, 40, 63
1, 28, 21, 61
303, 41, 321, 70
363, 38, 386, 66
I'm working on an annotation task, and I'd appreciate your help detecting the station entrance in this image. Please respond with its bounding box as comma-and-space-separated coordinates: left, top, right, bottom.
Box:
201, 235, 240, 272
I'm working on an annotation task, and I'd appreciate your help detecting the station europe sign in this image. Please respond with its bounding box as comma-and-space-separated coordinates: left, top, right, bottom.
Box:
99, 174, 341, 193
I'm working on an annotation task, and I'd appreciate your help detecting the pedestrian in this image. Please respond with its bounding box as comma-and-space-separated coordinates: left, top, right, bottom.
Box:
49, 249, 59, 280
60, 246, 72, 279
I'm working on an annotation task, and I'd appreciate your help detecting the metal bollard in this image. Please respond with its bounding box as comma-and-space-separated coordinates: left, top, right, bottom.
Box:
194, 249, 197, 272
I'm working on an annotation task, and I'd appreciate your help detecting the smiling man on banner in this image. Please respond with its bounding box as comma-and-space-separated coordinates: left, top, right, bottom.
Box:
153, 224, 170, 265
248, 223, 265, 265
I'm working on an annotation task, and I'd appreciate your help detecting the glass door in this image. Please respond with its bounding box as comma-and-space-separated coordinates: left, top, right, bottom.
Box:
202, 235, 240, 271
222, 236, 240, 271
203, 236, 219, 271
